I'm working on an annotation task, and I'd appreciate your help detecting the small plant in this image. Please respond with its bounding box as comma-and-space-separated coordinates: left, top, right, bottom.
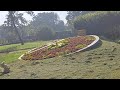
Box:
75, 44, 87, 49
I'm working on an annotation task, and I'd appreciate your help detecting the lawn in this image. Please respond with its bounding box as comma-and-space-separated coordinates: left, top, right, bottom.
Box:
0, 41, 49, 52
0, 41, 49, 63
1, 39, 120, 79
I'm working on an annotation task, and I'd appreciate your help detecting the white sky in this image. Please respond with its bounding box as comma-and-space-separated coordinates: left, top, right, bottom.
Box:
0, 11, 68, 25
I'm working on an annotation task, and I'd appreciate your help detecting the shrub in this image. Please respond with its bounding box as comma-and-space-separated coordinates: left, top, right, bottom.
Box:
36, 27, 55, 41
73, 11, 120, 40
0, 39, 8, 45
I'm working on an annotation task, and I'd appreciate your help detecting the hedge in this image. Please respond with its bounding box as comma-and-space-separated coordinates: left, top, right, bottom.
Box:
73, 11, 120, 40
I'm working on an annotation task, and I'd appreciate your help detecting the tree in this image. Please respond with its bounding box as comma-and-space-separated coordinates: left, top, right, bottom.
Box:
66, 11, 96, 35
66, 11, 96, 25
66, 11, 82, 24
3, 11, 34, 45
21, 12, 66, 41
66, 11, 82, 35
73, 11, 120, 40
54, 20, 65, 31
36, 26, 55, 40
31, 12, 65, 32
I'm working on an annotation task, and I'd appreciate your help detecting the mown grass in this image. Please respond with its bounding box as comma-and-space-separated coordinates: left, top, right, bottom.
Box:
1, 39, 120, 79
0, 50, 27, 63
0, 41, 49, 63
0, 41, 49, 53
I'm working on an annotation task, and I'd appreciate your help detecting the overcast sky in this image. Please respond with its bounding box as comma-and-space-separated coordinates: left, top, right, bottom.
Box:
0, 11, 68, 25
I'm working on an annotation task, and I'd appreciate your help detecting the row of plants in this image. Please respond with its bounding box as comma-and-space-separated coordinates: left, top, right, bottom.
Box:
21, 36, 95, 60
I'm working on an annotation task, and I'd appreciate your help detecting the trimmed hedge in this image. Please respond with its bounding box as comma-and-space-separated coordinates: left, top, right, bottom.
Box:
73, 11, 120, 40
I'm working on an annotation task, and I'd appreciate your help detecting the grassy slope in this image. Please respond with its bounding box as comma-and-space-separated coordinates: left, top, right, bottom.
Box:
0, 39, 120, 79
0, 41, 49, 63
0, 41, 48, 52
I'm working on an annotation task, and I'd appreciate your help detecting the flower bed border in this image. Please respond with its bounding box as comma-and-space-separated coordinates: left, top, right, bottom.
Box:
65, 35, 100, 56
18, 35, 100, 60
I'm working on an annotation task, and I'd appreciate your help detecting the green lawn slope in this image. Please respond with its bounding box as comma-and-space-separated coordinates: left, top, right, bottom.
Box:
0, 39, 120, 79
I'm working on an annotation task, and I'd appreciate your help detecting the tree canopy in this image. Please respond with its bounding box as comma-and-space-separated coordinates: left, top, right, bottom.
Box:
0, 11, 69, 44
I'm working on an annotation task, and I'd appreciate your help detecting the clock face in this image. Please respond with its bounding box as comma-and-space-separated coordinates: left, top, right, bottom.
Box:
20, 35, 98, 60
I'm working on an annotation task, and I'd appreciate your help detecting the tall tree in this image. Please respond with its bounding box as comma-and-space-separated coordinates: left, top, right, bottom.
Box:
4, 11, 34, 45
31, 12, 65, 32
66, 11, 96, 26
66, 11, 82, 24
66, 11, 82, 35
66, 11, 95, 35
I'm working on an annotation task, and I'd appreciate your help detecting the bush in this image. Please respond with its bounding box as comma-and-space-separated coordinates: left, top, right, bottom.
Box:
73, 11, 120, 40
36, 27, 55, 41
0, 39, 8, 45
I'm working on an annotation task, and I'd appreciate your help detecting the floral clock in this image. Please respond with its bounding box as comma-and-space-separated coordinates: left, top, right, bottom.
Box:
19, 35, 99, 60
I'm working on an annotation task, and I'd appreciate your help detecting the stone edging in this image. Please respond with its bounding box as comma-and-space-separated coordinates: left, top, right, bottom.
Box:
65, 35, 100, 56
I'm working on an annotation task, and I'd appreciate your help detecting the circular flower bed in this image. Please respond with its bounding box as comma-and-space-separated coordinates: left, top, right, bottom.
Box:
19, 35, 99, 60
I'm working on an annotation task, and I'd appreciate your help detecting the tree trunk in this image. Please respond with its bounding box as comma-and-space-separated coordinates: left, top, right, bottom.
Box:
13, 23, 24, 45
10, 11, 24, 45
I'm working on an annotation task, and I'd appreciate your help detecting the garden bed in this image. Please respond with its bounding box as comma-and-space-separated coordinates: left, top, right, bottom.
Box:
19, 35, 100, 60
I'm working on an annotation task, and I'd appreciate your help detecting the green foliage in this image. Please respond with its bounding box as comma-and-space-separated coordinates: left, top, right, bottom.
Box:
73, 11, 120, 40
2, 11, 34, 45
36, 27, 55, 41
0, 39, 8, 45
31, 12, 65, 32
66, 11, 95, 33
66, 11, 82, 24
0, 12, 68, 44
74, 11, 120, 30
66, 11, 82, 34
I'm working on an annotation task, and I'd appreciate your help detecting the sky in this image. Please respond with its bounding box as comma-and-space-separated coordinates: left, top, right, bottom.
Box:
0, 11, 68, 25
